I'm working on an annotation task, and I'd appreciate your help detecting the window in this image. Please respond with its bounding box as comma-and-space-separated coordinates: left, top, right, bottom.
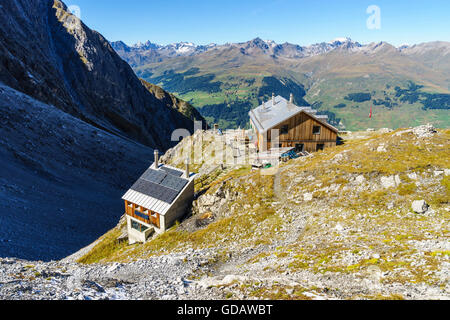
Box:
317, 144, 325, 151
313, 126, 321, 135
131, 220, 149, 232
131, 220, 140, 231
135, 210, 149, 221
280, 125, 289, 135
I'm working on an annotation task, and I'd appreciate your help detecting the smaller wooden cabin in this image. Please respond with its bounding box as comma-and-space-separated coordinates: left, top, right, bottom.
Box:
122, 151, 196, 244
249, 94, 339, 153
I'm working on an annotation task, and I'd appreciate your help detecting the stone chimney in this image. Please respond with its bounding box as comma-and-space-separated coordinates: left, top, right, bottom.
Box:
289, 93, 294, 104
185, 158, 190, 179
154, 150, 159, 169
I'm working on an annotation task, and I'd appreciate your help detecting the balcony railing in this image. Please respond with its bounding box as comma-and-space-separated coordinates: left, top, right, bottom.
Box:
125, 204, 160, 229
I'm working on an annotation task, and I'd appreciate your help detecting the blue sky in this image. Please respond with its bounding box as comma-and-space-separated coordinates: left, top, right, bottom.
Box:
65, 0, 450, 46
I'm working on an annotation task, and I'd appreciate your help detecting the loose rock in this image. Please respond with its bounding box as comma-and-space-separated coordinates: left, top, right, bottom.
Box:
412, 200, 429, 214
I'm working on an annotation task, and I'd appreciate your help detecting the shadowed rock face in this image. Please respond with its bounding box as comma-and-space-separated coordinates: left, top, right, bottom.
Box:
0, 0, 206, 261
0, 83, 155, 261
0, 0, 202, 150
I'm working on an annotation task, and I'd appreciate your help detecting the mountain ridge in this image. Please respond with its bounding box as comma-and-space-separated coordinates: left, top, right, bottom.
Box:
0, 0, 204, 151
0, 0, 204, 260
111, 37, 450, 65
112, 37, 450, 130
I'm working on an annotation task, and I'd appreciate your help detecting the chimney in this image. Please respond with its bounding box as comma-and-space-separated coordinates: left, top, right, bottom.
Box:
185, 158, 190, 179
289, 93, 294, 104
154, 150, 159, 169
272, 93, 275, 106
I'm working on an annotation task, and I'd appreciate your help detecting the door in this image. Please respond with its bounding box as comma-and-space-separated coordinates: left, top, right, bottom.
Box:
295, 144, 305, 152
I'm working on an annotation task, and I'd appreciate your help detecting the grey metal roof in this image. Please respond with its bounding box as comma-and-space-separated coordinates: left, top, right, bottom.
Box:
122, 164, 194, 214
249, 96, 338, 133
122, 189, 172, 215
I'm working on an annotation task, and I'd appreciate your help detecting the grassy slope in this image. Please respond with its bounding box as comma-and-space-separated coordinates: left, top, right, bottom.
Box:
305, 77, 450, 131
139, 79, 206, 123
78, 129, 449, 300
136, 55, 270, 129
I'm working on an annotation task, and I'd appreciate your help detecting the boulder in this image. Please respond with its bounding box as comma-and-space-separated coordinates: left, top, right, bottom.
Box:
412, 124, 437, 138
199, 194, 217, 207
332, 153, 345, 163
377, 145, 387, 152
355, 175, 366, 185
412, 200, 429, 214
434, 170, 444, 177
407, 172, 418, 180
381, 175, 401, 189
304, 193, 313, 202
381, 176, 396, 189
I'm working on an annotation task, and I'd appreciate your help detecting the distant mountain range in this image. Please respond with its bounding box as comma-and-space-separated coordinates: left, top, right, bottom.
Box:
112, 37, 366, 66
112, 40, 217, 66
111, 37, 450, 66
112, 38, 450, 130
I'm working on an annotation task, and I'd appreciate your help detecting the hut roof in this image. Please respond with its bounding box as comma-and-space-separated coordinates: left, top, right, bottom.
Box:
249, 95, 338, 133
122, 164, 195, 215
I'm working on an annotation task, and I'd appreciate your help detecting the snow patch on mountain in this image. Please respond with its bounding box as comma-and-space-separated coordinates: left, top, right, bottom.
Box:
112, 37, 375, 63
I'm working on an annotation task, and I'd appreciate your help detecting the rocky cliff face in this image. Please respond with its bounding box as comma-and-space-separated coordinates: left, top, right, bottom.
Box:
0, 0, 202, 150
0, 0, 207, 261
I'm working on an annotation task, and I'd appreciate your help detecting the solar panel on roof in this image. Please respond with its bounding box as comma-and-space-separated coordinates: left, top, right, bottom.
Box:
141, 168, 167, 184
130, 179, 179, 204
160, 174, 188, 192
161, 166, 184, 177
